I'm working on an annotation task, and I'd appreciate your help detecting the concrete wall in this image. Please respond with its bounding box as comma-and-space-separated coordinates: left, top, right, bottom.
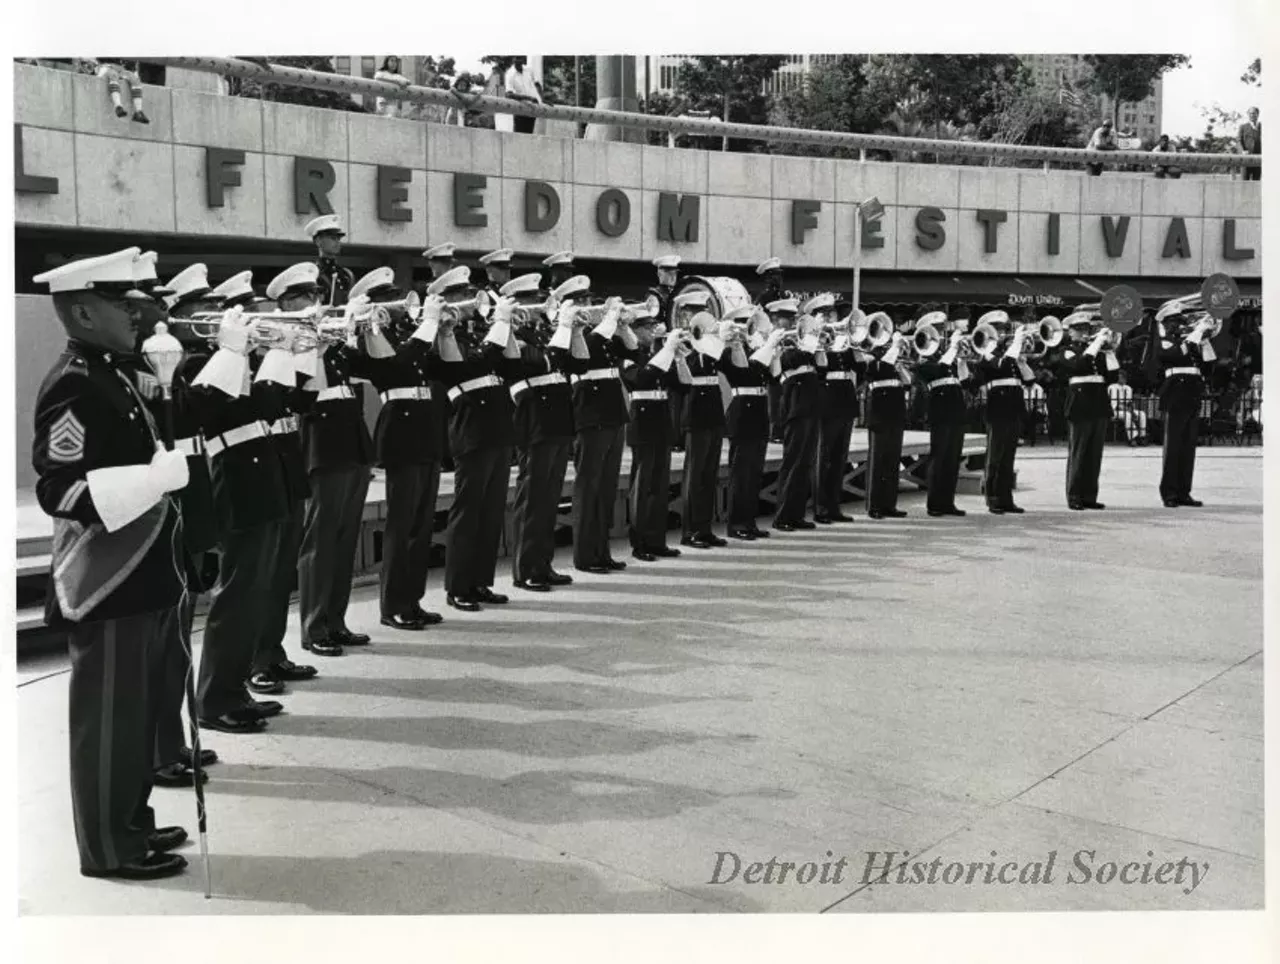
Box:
14, 63, 1263, 277
15, 296, 67, 489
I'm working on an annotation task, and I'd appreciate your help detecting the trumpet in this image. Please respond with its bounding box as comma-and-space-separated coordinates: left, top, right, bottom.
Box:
173, 308, 323, 351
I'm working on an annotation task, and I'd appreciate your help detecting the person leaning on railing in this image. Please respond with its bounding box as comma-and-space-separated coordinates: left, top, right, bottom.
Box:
373, 56, 411, 118
1151, 135, 1181, 180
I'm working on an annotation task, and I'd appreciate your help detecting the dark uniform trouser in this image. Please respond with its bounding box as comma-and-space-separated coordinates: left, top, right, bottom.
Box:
814, 415, 855, 516
298, 465, 370, 645
446, 446, 511, 595
512, 441, 571, 582
682, 427, 723, 537
926, 421, 966, 512
767, 384, 783, 441
154, 595, 196, 770
867, 424, 905, 513
71, 606, 175, 872
254, 501, 303, 672
984, 418, 1020, 508
573, 425, 625, 567
728, 436, 770, 528
1066, 416, 1107, 505
198, 521, 278, 718
775, 417, 819, 523
381, 462, 442, 616
630, 441, 673, 551
1160, 406, 1199, 501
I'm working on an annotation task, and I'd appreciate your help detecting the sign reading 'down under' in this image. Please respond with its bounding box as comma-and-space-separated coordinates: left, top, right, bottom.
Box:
12, 129, 1260, 263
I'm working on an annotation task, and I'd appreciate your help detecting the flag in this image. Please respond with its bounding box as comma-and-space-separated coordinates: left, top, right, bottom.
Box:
1058, 86, 1083, 109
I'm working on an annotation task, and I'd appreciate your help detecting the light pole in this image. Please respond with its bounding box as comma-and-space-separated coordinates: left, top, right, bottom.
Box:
851, 196, 884, 316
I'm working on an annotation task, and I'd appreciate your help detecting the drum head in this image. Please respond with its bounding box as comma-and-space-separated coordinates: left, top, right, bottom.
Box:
673, 276, 753, 320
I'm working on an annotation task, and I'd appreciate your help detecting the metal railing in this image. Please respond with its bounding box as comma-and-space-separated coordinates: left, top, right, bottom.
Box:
136, 57, 1261, 174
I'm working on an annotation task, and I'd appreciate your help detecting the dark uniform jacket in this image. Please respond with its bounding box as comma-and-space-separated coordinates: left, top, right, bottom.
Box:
256, 380, 311, 505
32, 342, 185, 625
509, 339, 575, 447
680, 350, 726, 433
915, 357, 969, 427
976, 355, 1032, 422
1060, 349, 1119, 422
718, 348, 772, 440
818, 348, 862, 423
434, 335, 522, 457
547, 331, 635, 432
862, 357, 909, 431
317, 258, 355, 308
622, 352, 684, 447
646, 284, 676, 326
777, 348, 823, 426
363, 338, 446, 468
300, 343, 375, 475
1157, 341, 1210, 414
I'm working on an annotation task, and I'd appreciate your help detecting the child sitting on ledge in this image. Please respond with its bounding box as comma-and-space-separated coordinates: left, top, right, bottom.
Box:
89, 58, 149, 124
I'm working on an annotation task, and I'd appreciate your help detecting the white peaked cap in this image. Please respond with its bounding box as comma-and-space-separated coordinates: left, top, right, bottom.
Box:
423, 242, 457, 260
722, 305, 756, 322
426, 265, 471, 295
553, 275, 591, 301
766, 298, 799, 314
133, 251, 160, 283
542, 251, 574, 267
801, 293, 835, 313
305, 214, 344, 239
34, 247, 143, 294
478, 248, 514, 265
978, 309, 1011, 326
1155, 302, 1189, 322
210, 270, 254, 302
652, 255, 681, 269
500, 273, 543, 297
673, 290, 711, 309
166, 264, 212, 303
756, 257, 781, 274
266, 262, 320, 301
350, 266, 396, 302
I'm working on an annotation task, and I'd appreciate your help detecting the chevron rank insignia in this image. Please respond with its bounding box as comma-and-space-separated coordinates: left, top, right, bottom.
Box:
48, 410, 86, 464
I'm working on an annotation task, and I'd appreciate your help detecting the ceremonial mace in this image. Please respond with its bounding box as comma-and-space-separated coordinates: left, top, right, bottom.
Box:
141, 321, 213, 899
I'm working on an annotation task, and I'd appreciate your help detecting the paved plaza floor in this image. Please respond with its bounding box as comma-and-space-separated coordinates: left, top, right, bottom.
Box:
15, 446, 1263, 914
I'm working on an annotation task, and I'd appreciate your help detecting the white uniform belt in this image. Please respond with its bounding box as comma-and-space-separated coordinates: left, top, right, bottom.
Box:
928, 377, 960, 390
447, 375, 503, 402
731, 387, 768, 397
269, 416, 299, 435
825, 370, 855, 381
573, 368, 619, 384
781, 365, 815, 382
381, 387, 432, 403
987, 378, 1019, 389
510, 373, 567, 399
630, 390, 667, 402
316, 386, 355, 402
869, 379, 904, 390
689, 375, 720, 387
206, 421, 268, 457
174, 435, 204, 456
1069, 375, 1104, 386
1165, 367, 1201, 377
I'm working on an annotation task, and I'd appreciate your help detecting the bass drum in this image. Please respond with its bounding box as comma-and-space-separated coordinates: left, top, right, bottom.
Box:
672, 276, 754, 320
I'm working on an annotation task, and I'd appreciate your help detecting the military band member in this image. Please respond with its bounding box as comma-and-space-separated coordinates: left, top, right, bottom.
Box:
424, 242, 458, 282
33, 248, 191, 879
502, 273, 577, 590
975, 317, 1035, 514
423, 242, 459, 474
309, 215, 354, 308
719, 306, 775, 540
756, 258, 787, 443
863, 321, 912, 519
1155, 305, 1213, 508
767, 301, 822, 531
1061, 322, 1120, 510
808, 295, 861, 524
679, 310, 729, 549
546, 276, 634, 573
542, 251, 576, 294
426, 267, 523, 608
478, 248, 514, 302
622, 310, 686, 560
915, 320, 971, 517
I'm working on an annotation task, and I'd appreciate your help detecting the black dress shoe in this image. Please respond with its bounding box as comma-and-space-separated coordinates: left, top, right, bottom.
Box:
605, 558, 628, 571
773, 521, 797, 532
246, 698, 283, 719
302, 638, 344, 657
271, 660, 318, 681
748, 527, 770, 539
946, 507, 967, 517
1177, 497, 1203, 507
447, 593, 482, 611
334, 629, 370, 646
153, 763, 208, 788
830, 513, 855, 523
577, 564, 612, 574
813, 514, 833, 525
82, 852, 187, 880
727, 528, 756, 540
680, 535, 713, 549
884, 509, 908, 518
794, 519, 817, 530
867, 510, 885, 520
987, 506, 1006, 515
927, 509, 947, 518
247, 672, 286, 695
652, 546, 681, 557
411, 605, 445, 625
545, 570, 574, 586
178, 746, 218, 768
702, 533, 728, 547
631, 549, 657, 562
381, 613, 428, 630
1003, 505, 1026, 514
476, 587, 509, 604
1083, 502, 1106, 510
1068, 502, 1085, 510
147, 826, 189, 853
198, 709, 267, 734
514, 578, 552, 592
1163, 499, 1180, 508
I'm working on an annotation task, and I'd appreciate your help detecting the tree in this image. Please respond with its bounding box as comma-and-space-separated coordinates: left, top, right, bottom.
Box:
227, 55, 368, 113
860, 54, 1030, 138
1080, 54, 1190, 126
538, 56, 597, 107
1241, 57, 1261, 87
770, 55, 879, 157
673, 55, 788, 151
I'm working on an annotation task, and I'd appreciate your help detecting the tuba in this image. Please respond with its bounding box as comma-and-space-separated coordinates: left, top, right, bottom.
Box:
910, 311, 946, 358
968, 310, 1012, 359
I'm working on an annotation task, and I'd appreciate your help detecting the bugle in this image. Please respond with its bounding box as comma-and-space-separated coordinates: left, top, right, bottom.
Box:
173, 308, 323, 351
